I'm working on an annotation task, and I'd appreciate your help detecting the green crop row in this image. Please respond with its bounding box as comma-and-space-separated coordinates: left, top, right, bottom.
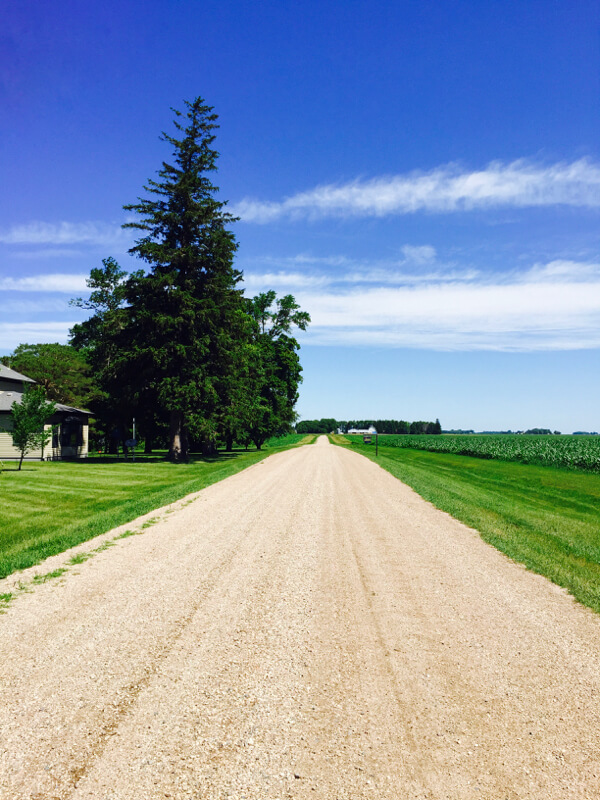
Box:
347, 434, 600, 472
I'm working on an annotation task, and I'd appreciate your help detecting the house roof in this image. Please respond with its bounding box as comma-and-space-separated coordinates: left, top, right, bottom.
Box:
0, 363, 90, 415
0, 390, 90, 416
0, 364, 36, 384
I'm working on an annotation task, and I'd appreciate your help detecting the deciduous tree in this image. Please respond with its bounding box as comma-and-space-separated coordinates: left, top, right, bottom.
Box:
6, 386, 56, 470
245, 292, 310, 449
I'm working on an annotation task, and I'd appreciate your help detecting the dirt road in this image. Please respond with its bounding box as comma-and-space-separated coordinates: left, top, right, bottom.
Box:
1, 436, 600, 799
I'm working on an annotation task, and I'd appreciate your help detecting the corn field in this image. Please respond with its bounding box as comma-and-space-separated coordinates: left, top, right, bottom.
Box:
351, 434, 600, 472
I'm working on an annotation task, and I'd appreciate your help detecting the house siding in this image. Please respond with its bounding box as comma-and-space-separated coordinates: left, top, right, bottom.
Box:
0, 415, 45, 460
0, 415, 88, 461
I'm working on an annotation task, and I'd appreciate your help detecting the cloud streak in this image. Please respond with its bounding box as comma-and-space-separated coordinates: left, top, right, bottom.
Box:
246, 258, 600, 352
0, 322, 75, 352
232, 158, 600, 222
297, 278, 600, 351
0, 273, 89, 292
0, 221, 132, 247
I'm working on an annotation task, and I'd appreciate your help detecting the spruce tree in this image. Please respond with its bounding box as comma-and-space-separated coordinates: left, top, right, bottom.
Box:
122, 98, 244, 460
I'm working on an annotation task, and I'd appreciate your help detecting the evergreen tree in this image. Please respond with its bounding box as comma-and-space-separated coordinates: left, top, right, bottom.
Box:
122, 97, 244, 460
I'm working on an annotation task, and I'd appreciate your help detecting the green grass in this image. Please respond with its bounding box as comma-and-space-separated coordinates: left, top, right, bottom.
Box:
334, 437, 600, 614
265, 433, 318, 447
0, 436, 308, 580
30, 568, 68, 584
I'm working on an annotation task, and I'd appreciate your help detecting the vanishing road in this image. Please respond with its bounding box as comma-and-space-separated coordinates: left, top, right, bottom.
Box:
1, 436, 600, 799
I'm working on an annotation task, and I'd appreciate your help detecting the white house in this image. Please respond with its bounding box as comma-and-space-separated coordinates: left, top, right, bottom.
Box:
0, 364, 90, 460
347, 425, 377, 435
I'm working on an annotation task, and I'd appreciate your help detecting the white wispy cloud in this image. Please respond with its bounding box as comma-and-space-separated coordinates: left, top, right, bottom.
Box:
241, 271, 331, 291
0, 221, 132, 247
0, 322, 75, 352
241, 266, 479, 293
232, 158, 600, 222
0, 273, 89, 292
245, 255, 597, 351
518, 259, 600, 283
293, 270, 600, 351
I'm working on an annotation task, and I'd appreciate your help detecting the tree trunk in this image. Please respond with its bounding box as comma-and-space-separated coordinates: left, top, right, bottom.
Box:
201, 438, 216, 457
225, 434, 234, 452
18, 451, 24, 471
168, 410, 184, 461
144, 436, 153, 454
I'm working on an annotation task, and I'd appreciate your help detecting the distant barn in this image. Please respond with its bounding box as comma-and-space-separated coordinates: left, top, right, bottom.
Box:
347, 425, 377, 435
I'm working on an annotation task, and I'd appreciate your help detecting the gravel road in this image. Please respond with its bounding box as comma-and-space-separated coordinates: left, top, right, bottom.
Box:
1, 436, 600, 799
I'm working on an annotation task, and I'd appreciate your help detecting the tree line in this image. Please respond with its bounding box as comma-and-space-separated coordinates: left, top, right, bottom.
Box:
297, 418, 443, 435
3, 98, 309, 460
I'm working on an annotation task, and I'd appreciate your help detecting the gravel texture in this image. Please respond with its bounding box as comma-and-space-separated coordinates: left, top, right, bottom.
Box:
1, 435, 600, 799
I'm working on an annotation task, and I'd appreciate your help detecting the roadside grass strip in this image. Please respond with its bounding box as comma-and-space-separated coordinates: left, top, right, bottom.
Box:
1, 503, 195, 612
0, 436, 309, 580
30, 568, 68, 584
338, 439, 600, 615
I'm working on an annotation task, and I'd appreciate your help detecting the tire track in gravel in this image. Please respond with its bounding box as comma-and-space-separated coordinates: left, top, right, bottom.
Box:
2, 437, 600, 799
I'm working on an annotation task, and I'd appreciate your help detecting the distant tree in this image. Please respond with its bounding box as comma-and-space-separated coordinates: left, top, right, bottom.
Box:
4, 343, 93, 408
296, 418, 337, 434
6, 386, 56, 470
296, 420, 313, 434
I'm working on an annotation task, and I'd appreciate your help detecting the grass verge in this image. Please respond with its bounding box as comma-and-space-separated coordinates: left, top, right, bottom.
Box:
334, 437, 600, 614
0, 437, 308, 580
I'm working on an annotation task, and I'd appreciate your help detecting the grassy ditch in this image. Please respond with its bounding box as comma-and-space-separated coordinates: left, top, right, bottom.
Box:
334, 437, 600, 614
0, 436, 312, 579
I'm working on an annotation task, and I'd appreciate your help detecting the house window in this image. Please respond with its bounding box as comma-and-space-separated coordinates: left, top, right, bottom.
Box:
61, 420, 83, 448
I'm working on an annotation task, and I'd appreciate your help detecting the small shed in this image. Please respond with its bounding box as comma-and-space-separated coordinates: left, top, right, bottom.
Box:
0, 364, 90, 461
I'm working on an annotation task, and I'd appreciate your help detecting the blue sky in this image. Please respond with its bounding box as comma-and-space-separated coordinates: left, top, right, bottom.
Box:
1, 0, 599, 432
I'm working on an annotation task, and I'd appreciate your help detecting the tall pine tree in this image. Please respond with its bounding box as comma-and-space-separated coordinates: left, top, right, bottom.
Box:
122, 98, 244, 460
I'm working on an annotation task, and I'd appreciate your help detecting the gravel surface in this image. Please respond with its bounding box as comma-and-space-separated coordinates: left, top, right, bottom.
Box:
1, 435, 600, 799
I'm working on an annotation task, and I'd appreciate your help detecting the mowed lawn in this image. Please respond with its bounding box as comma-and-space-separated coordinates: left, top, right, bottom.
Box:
335, 437, 600, 614
0, 436, 315, 580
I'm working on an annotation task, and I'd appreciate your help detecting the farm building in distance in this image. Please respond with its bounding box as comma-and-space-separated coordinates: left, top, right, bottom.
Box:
0, 364, 90, 460
346, 425, 377, 435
